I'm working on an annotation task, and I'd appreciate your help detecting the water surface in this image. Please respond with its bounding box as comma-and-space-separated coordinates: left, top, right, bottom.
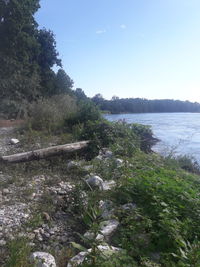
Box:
104, 113, 200, 162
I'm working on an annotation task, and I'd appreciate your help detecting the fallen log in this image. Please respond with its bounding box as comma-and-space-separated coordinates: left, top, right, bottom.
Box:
0, 141, 90, 163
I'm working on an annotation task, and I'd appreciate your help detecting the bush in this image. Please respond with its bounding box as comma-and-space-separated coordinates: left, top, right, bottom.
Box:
77, 120, 156, 158
131, 124, 158, 152
0, 99, 29, 119
27, 94, 77, 132
112, 165, 200, 265
65, 100, 101, 127
164, 155, 200, 174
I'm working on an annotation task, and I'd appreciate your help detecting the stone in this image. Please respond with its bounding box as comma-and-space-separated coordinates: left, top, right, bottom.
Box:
84, 219, 119, 243
115, 158, 123, 167
95, 155, 103, 161
30, 252, 56, 267
67, 245, 121, 267
97, 244, 122, 255
67, 161, 79, 170
150, 252, 161, 262
83, 230, 95, 241
82, 165, 93, 171
27, 233, 35, 240
67, 251, 88, 267
10, 138, 20, 145
0, 239, 6, 246
2, 188, 10, 194
99, 200, 115, 219
102, 180, 116, 191
44, 232, 50, 239
43, 212, 51, 221
122, 203, 137, 211
96, 219, 119, 242
104, 150, 113, 158
86, 175, 103, 189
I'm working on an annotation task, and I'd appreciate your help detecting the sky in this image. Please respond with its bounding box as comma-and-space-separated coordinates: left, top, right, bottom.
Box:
36, 0, 200, 102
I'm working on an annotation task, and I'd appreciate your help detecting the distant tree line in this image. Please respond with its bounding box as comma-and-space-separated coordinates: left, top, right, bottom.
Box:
91, 94, 200, 113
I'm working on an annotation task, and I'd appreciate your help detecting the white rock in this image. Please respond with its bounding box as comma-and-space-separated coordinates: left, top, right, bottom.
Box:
122, 203, 137, 211
86, 175, 103, 189
67, 245, 121, 267
97, 244, 122, 254
67, 251, 89, 267
67, 161, 79, 170
82, 165, 93, 171
10, 138, 20, 145
83, 230, 95, 241
115, 158, 123, 167
95, 155, 103, 161
0, 239, 6, 246
99, 200, 115, 219
104, 150, 113, 158
2, 188, 10, 194
30, 252, 56, 267
96, 219, 119, 242
102, 180, 116, 191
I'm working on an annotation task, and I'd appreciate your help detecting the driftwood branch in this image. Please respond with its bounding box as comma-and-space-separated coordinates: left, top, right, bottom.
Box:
0, 141, 90, 163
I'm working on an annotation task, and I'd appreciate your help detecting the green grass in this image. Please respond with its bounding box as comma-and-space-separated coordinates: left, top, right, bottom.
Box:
2, 119, 200, 266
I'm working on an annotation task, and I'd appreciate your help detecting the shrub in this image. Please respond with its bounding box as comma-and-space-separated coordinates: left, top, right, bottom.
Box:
164, 154, 200, 174
77, 120, 156, 158
65, 100, 101, 127
111, 166, 200, 264
27, 94, 77, 132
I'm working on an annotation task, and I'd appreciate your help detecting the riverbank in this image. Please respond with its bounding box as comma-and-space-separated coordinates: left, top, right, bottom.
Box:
104, 112, 200, 164
0, 120, 200, 266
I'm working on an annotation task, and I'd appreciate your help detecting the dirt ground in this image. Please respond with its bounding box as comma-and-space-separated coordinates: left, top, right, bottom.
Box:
0, 120, 25, 128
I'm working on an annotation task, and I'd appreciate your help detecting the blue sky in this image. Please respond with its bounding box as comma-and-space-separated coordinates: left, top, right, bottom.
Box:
36, 0, 200, 102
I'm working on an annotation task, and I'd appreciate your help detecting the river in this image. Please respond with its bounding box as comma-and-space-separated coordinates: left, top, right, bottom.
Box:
104, 113, 200, 163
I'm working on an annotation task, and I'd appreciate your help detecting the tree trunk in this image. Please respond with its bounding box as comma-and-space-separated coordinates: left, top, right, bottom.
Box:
0, 141, 90, 163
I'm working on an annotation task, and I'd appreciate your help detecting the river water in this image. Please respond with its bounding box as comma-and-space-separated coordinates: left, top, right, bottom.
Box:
104, 113, 200, 162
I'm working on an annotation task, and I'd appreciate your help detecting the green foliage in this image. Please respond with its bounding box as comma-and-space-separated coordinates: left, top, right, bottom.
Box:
37, 29, 61, 70
66, 101, 101, 127
5, 237, 32, 267
0, 0, 65, 117
0, 0, 40, 62
111, 162, 200, 265
164, 155, 200, 174
131, 124, 157, 152
71, 200, 135, 267
74, 88, 88, 101
92, 95, 200, 113
0, 53, 41, 118
80, 120, 137, 149
0, 0, 41, 112
77, 120, 155, 158
27, 94, 77, 132
55, 68, 74, 95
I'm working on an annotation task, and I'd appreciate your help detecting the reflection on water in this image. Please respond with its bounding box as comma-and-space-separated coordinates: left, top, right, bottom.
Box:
104, 113, 200, 162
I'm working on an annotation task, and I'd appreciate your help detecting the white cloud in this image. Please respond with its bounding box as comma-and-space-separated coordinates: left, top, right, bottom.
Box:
120, 24, 126, 29
96, 29, 106, 34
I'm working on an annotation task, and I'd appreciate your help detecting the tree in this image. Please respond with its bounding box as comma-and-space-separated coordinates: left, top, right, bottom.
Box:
74, 88, 87, 100
92, 94, 104, 107
0, 0, 41, 106
55, 69, 74, 95
0, 0, 63, 117
36, 29, 62, 96
37, 29, 61, 70
0, 0, 40, 64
